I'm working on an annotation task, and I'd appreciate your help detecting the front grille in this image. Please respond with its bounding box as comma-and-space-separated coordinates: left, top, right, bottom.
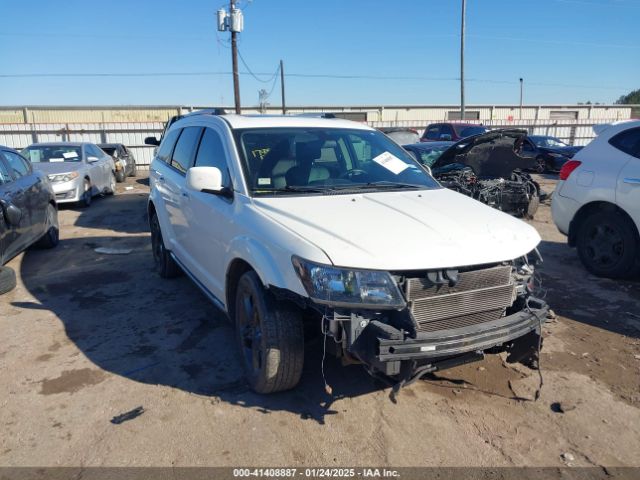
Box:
405, 265, 515, 332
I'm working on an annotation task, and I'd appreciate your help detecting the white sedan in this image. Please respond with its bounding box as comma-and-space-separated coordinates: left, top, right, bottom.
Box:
551, 120, 640, 278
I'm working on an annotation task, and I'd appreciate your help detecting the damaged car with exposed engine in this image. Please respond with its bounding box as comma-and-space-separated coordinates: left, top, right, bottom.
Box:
147, 112, 549, 394
405, 130, 543, 218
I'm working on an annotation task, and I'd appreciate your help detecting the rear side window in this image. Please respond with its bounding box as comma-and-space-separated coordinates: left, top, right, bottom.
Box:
171, 127, 203, 174
609, 128, 640, 159
0, 155, 13, 184
423, 125, 441, 140
3, 151, 31, 178
156, 128, 181, 164
194, 128, 231, 188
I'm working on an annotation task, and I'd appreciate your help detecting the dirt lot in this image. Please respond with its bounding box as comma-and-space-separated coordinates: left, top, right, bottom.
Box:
1, 174, 639, 468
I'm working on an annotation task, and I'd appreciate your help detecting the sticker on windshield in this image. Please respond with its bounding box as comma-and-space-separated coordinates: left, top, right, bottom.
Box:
258, 178, 271, 186
62, 152, 78, 159
372, 151, 409, 175
50, 158, 64, 162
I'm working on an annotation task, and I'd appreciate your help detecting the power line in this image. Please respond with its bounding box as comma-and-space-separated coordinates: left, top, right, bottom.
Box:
237, 49, 279, 83
0, 71, 632, 91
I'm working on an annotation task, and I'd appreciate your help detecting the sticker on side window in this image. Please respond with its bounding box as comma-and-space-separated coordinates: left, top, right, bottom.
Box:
372, 151, 409, 175
62, 152, 78, 159
258, 178, 271, 186
50, 158, 65, 162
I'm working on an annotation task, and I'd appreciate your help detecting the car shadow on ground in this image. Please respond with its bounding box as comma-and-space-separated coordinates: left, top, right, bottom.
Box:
537, 239, 640, 338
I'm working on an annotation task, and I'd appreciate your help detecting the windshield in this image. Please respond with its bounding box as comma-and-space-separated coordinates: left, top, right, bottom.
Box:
530, 136, 569, 148
21, 145, 82, 163
235, 128, 440, 195
407, 144, 451, 167
453, 125, 487, 138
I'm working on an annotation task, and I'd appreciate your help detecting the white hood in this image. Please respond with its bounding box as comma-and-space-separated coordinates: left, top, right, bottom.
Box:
254, 188, 541, 271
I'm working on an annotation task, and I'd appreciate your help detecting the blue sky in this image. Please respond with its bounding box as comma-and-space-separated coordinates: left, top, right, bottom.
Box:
0, 0, 638, 106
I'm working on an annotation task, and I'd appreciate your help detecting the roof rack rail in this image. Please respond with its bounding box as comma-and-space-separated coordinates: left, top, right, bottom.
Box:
294, 112, 336, 119
181, 108, 227, 117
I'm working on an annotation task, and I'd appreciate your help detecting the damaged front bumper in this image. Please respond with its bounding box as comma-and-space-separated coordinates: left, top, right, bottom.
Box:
347, 297, 548, 378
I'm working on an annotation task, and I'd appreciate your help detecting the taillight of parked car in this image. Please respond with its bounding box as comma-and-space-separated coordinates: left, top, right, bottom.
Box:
559, 160, 582, 180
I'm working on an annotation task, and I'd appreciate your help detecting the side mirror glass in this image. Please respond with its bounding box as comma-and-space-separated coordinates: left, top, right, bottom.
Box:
87, 156, 99, 163
0, 200, 22, 226
145, 136, 160, 146
186, 166, 231, 197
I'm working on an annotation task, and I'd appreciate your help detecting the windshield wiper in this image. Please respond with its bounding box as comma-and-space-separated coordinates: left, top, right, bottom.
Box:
331, 181, 424, 190
254, 185, 329, 194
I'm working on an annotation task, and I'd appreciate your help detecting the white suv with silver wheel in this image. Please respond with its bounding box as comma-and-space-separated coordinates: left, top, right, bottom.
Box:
551, 120, 640, 279
148, 111, 549, 394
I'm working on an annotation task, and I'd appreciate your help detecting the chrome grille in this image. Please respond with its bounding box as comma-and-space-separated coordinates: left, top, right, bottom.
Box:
405, 265, 515, 332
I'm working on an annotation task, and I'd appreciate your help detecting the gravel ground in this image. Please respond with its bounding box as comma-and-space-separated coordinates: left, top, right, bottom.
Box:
0, 174, 639, 468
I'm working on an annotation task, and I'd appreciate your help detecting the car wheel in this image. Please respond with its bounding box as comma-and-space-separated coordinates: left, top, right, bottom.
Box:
0, 266, 17, 295
149, 212, 181, 278
534, 156, 546, 174
234, 271, 304, 394
36, 203, 59, 249
116, 169, 126, 183
79, 179, 92, 208
130, 163, 137, 177
576, 210, 640, 279
106, 172, 116, 195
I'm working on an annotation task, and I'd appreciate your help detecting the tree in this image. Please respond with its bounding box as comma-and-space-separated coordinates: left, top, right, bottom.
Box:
615, 88, 640, 105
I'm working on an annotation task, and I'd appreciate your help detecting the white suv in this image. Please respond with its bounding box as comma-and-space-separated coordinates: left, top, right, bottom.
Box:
148, 111, 549, 393
552, 120, 640, 279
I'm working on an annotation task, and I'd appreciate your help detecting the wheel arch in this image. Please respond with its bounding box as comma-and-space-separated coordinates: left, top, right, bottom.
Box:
569, 201, 639, 246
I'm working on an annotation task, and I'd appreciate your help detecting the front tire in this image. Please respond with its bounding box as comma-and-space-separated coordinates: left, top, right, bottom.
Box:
235, 271, 304, 394
576, 210, 640, 279
79, 179, 92, 208
106, 172, 116, 195
534, 156, 546, 174
149, 212, 181, 278
0, 266, 17, 295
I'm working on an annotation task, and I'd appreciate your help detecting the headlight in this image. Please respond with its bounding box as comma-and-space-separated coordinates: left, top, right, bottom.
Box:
47, 171, 79, 183
292, 256, 405, 309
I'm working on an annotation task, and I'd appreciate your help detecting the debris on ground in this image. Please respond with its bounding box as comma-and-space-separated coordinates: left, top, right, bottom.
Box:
111, 406, 145, 425
561, 452, 575, 463
94, 247, 133, 255
125, 186, 134, 190
551, 401, 578, 413
547, 309, 557, 320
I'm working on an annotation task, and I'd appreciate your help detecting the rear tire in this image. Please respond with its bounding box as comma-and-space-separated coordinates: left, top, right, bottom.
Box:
150, 212, 181, 278
576, 210, 640, 279
36, 204, 59, 249
534, 156, 546, 174
116, 169, 126, 183
106, 172, 116, 195
0, 266, 17, 295
234, 271, 304, 393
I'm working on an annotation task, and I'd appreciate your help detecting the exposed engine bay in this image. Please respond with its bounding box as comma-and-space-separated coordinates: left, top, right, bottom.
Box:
431, 129, 542, 218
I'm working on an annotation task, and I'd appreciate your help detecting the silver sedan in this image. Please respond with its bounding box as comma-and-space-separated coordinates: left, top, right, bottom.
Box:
21, 142, 116, 207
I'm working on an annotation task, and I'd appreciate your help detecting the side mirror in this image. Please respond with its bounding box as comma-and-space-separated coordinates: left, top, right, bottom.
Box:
186, 166, 232, 198
439, 134, 452, 141
87, 156, 99, 163
145, 136, 160, 146
0, 200, 22, 226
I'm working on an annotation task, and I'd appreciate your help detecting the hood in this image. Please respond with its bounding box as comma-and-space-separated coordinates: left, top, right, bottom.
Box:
253, 188, 541, 271
432, 129, 536, 178
31, 162, 84, 175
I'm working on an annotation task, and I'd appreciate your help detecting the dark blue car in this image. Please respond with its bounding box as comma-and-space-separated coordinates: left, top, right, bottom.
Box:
521, 135, 583, 173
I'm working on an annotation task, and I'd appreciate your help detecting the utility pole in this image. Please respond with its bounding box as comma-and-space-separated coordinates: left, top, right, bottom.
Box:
217, 3, 244, 113
460, 0, 466, 121
230, 0, 241, 113
519, 78, 524, 120
280, 59, 286, 114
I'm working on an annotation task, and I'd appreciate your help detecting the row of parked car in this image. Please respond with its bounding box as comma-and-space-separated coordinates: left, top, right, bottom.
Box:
0, 141, 134, 294
1, 112, 638, 395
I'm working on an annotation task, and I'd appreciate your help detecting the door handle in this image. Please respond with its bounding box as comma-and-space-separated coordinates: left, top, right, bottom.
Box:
623, 178, 640, 185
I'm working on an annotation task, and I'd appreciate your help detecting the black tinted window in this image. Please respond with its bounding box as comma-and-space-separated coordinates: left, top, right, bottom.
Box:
424, 125, 441, 140
156, 128, 181, 164
194, 128, 231, 187
171, 127, 202, 174
0, 156, 12, 184
609, 128, 640, 158
4, 151, 31, 178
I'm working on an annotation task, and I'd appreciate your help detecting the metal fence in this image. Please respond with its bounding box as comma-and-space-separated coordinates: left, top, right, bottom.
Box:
0, 117, 626, 169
